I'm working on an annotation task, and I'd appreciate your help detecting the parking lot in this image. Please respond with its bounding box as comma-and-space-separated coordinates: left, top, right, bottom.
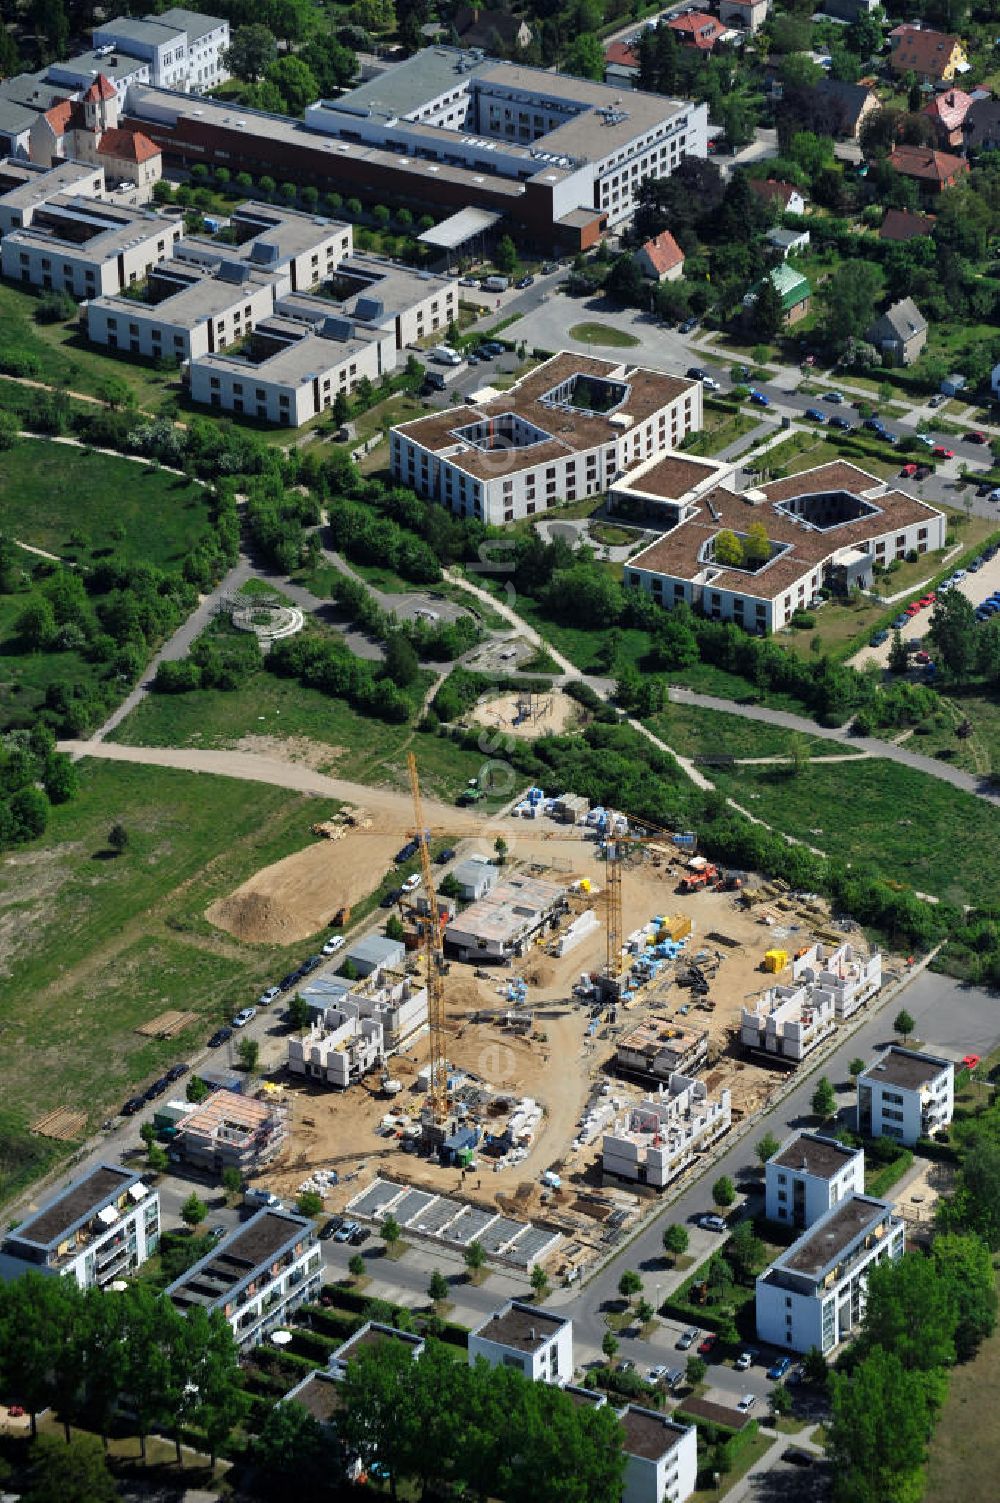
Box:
851, 538, 1000, 671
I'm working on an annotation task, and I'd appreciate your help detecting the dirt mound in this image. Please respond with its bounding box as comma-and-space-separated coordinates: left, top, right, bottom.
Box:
205, 829, 402, 944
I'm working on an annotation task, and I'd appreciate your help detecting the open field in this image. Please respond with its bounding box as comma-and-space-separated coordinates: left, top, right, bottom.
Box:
645, 704, 828, 762
0, 439, 212, 566
924, 1274, 1000, 1503
109, 669, 488, 803
708, 758, 1000, 906
0, 758, 344, 1205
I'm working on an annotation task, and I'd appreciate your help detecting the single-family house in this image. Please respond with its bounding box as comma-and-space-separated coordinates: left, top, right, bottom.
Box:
747, 178, 807, 216
963, 98, 1000, 153
451, 855, 497, 902
879, 207, 935, 242
766, 225, 810, 259
858, 1046, 954, 1144
719, 0, 769, 34
887, 143, 968, 194
634, 230, 685, 282
865, 297, 928, 366
469, 1301, 573, 1383
890, 26, 968, 84
923, 88, 974, 148
454, 6, 532, 53
816, 78, 880, 139
604, 39, 641, 88
743, 262, 811, 326
667, 12, 729, 51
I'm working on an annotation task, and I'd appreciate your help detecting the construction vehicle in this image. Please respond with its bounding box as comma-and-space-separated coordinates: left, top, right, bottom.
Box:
330, 906, 351, 928
407, 752, 449, 1124
679, 863, 718, 893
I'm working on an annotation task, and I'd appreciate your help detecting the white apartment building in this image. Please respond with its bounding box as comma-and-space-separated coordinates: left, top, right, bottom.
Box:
0, 1164, 159, 1289
173, 201, 353, 296
391, 353, 701, 526
87, 256, 276, 361
620, 1407, 698, 1503
328, 254, 458, 349
166, 1208, 322, 1350
791, 941, 882, 1021
288, 1005, 386, 1089
603, 1075, 732, 1189
755, 1194, 904, 1354
764, 1132, 865, 1231
858, 1047, 954, 1145
740, 981, 836, 1063
469, 1301, 573, 1383
93, 9, 229, 93
1, 192, 179, 296
48, 48, 151, 109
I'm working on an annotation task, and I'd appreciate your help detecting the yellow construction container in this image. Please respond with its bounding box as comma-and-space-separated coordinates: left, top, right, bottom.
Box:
578, 877, 591, 893
663, 914, 693, 941
763, 948, 788, 973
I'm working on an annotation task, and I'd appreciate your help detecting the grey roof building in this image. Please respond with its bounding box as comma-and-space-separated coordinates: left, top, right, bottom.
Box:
452, 856, 498, 902
865, 298, 928, 367
345, 934, 407, 976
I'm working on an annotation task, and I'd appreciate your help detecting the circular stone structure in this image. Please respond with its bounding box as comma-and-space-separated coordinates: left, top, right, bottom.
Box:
229, 589, 304, 645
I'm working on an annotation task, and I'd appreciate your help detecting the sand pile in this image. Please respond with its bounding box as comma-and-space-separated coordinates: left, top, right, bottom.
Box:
206, 889, 300, 945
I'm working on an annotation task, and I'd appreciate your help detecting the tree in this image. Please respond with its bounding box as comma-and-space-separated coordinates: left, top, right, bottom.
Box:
222, 1166, 243, 1196
381, 1213, 401, 1249
428, 1269, 449, 1304
23, 1434, 117, 1503
827, 1347, 934, 1503
771, 1382, 792, 1416
636, 1298, 654, 1327
929, 589, 977, 681
494, 836, 508, 865
811, 1075, 837, 1120
888, 629, 909, 675
686, 1354, 707, 1386
818, 260, 883, 352
713, 529, 744, 568
187, 1074, 210, 1103
147, 1143, 169, 1173
712, 1175, 735, 1209
15, 596, 55, 651
236, 1037, 260, 1073
566, 31, 605, 80
743, 520, 771, 569
385, 913, 405, 942
494, 235, 518, 275
849, 1057, 866, 1079
107, 822, 129, 855
297, 1190, 323, 1217
349, 1252, 365, 1279
725, 1220, 766, 1283
857, 1251, 957, 1373
255, 1399, 340, 1495
43, 752, 78, 805
383, 630, 419, 687
746, 275, 785, 341
618, 1270, 643, 1302
893, 1008, 915, 1043
287, 993, 311, 1031
944, 1139, 1000, 1251
181, 1192, 207, 1230
662, 1223, 689, 1262
802, 1345, 828, 1387
530, 1263, 550, 1299
464, 1239, 486, 1275
931, 1233, 997, 1360
755, 1132, 780, 1166
224, 22, 278, 79
601, 1330, 619, 1365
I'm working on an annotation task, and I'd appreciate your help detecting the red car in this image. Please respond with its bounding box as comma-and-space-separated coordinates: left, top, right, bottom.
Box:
965, 432, 987, 445
905, 602, 921, 615
962, 1054, 980, 1070
932, 446, 955, 460
6, 1404, 25, 1418
698, 1333, 718, 1356
900, 463, 918, 478
915, 651, 930, 663
919, 594, 936, 607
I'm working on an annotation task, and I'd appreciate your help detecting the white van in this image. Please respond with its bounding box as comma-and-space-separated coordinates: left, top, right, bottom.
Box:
430, 344, 463, 366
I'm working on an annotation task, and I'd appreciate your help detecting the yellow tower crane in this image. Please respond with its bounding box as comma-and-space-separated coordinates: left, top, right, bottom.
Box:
406, 751, 449, 1123
601, 817, 697, 994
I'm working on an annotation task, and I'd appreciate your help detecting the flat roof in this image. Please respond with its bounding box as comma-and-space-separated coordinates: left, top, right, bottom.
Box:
58, 48, 147, 82
620, 1406, 690, 1460
0, 159, 101, 209
617, 449, 731, 502
195, 316, 383, 389
156, 7, 226, 41
0, 71, 76, 111
773, 1132, 861, 1179
863, 1046, 952, 1091
446, 873, 565, 944
395, 352, 695, 482
96, 15, 185, 45
284, 1369, 342, 1423
777, 1195, 892, 1279
91, 258, 273, 327
333, 1321, 424, 1361
563, 1384, 607, 1408
4, 193, 170, 261
629, 461, 943, 601
9, 1164, 141, 1249
618, 1015, 706, 1057
166, 1209, 312, 1311
474, 1300, 568, 1351
419, 206, 503, 250
329, 46, 496, 120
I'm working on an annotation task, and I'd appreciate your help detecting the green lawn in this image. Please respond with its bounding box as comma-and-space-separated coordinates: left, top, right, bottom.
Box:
709, 758, 1000, 906
683, 405, 759, 457
0, 279, 177, 408
0, 589, 110, 731
567, 322, 641, 348
0, 759, 342, 1207
646, 703, 828, 762
924, 1274, 1000, 1503
110, 663, 486, 803
0, 439, 212, 568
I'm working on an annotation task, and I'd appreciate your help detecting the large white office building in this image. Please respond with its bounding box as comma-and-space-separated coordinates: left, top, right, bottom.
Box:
755, 1194, 904, 1354
857, 1046, 954, 1145
93, 9, 229, 94
1, 190, 180, 296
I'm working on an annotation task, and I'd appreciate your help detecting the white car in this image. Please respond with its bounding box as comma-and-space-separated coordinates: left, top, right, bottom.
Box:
735, 1351, 754, 1371
701, 375, 721, 391
322, 936, 345, 956
231, 1006, 257, 1028
257, 985, 280, 1006
401, 873, 421, 893
915, 433, 935, 448
737, 1393, 756, 1413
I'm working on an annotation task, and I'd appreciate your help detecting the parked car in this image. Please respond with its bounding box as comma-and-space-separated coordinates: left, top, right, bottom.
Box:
804, 407, 826, 423
768, 1355, 792, 1381
333, 1220, 359, 1243
207, 1026, 232, 1048
929, 393, 946, 407
144, 1077, 170, 1101
702, 375, 721, 391
322, 935, 345, 956
244, 1188, 281, 1208
232, 1007, 257, 1028
749, 389, 769, 406
677, 1328, 699, 1350
320, 1216, 345, 1241
783, 1448, 815, 1467
829, 416, 854, 432
735, 1350, 756, 1371
892, 614, 909, 628
649, 1365, 670, 1383
864, 416, 884, 431
279, 972, 299, 991
619, 1359, 636, 1373
698, 1214, 727, 1232
900, 463, 918, 477
423, 372, 446, 393
679, 316, 699, 333
915, 433, 935, 448
698, 1333, 718, 1356
965, 431, 987, 444
915, 465, 933, 480
257, 985, 281, 1006
208, 1224, 227, 1242
435, 848, 457, 865
349, 1226, 371, 1246
822, 390, 844, 404
932, 445, 955, 460
401, 873, 421, 893
380, 887, 403, 908
919, 594, 936, 606
915, 651, 931, 663
540, 262, 558, 274
515, 274, 534, 289
869, 629, 889, 647
166, 1062, 188, 1082
962, 1053, 981, 1069
122, 1095, 145, 1116
737, 1394, 756, 1413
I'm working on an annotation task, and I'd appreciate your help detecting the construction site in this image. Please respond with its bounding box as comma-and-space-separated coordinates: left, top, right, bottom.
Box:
238, 762, 892, 1281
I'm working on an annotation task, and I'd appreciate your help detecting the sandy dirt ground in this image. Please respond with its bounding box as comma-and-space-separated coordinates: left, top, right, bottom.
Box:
470, 688, 581, 741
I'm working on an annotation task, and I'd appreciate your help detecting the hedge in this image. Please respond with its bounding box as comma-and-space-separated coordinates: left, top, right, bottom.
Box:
865, 1147, 914, 1198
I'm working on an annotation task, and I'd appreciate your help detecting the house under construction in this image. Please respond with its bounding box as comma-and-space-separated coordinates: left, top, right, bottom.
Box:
174, 1090, 287, 1175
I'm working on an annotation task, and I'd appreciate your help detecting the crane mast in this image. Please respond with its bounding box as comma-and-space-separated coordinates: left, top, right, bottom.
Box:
407, 752, 449, 1122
